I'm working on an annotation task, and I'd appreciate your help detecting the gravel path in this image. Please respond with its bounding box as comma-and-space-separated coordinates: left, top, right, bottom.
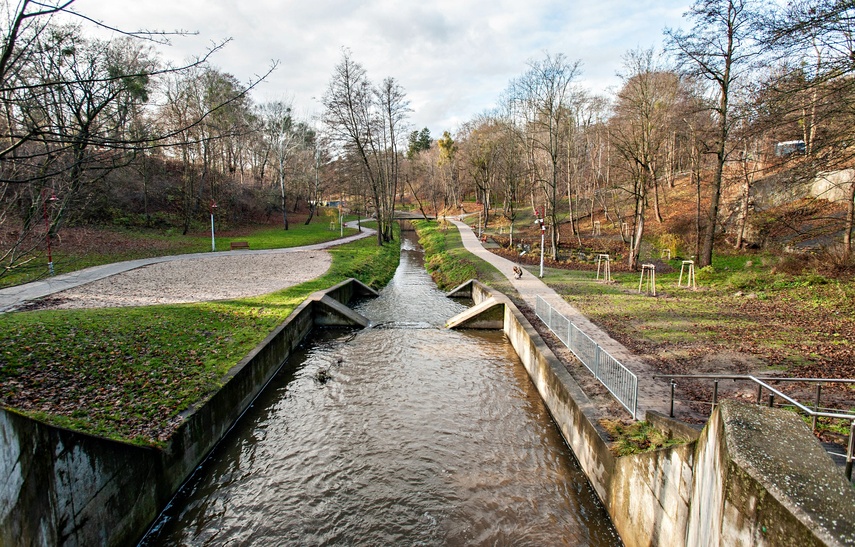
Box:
36, 251, 331, 309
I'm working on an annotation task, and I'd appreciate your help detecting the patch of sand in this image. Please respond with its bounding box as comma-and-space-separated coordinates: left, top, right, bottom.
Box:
41, 251, 332, 309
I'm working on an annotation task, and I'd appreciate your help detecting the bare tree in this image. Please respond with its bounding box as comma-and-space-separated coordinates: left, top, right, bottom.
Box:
510, 52, 582, 259
763, 0, 855, 258
666, 0, 761, 267
0, 1, 273, 278
260, 101, 313, 230
610, 49, 683, 269
322, 50, 409, 244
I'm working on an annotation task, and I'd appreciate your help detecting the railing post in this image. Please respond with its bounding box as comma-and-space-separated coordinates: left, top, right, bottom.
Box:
768, 394, 775, 408
756, 384, 763, 405
812, 384, 822, 432
847, 420, 855, 482
633, 382, 638, 420
712, 380, 719, 415
594, 345, 600, 379
670, 380, 676, 418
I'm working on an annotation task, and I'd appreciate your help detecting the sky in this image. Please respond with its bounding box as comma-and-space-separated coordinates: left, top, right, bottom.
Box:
73, 0, 690, 137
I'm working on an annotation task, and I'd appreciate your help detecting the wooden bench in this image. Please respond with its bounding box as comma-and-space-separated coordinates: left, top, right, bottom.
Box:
230, 241, 250, 250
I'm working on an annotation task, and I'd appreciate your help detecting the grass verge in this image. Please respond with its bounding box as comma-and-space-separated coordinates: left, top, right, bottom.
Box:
414, 220, 514, 294
0, 234, 399, 446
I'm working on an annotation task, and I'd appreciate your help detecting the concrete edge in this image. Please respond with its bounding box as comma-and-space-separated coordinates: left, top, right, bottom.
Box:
444, 280, 855, 547
0, 277, 377, 546
445, 296, 505, 329
446, 279, 475, 298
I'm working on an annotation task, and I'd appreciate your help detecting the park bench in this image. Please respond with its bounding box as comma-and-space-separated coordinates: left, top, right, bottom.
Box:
230, 241, 250, 250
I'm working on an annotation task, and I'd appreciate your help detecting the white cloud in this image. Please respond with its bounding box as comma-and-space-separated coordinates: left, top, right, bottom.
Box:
76, 0, 690, 137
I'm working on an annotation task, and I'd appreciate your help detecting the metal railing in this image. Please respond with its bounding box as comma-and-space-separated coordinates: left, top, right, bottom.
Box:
536, 295, 638, 419
655, 374, 855, 481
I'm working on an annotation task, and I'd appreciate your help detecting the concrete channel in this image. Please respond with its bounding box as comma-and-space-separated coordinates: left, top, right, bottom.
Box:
2, 274, 855, 545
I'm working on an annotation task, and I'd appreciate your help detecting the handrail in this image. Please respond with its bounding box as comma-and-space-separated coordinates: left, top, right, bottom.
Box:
653, 374, 855, 421
654, 374, 855, 384
655, 373, 855, 480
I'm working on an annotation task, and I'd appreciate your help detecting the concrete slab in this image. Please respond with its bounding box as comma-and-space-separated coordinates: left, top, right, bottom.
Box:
445, 296, 505, 329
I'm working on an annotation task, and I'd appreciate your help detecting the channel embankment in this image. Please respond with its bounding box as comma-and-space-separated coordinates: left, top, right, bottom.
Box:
0, 278, 377, 546
447, 279, 855, 547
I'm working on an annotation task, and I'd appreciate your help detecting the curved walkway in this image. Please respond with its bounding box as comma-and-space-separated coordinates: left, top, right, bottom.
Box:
0, 224, 375, 313
450, 219, 670, 420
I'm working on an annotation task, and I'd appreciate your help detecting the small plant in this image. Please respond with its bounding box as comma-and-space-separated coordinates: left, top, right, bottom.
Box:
600, 419, 689, 456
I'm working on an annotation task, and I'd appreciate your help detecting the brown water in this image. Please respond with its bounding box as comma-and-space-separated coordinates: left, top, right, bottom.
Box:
140, 235, 620, 546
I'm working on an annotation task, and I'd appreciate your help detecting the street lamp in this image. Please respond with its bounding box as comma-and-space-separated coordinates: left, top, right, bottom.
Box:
42, 189, 58, 275
535, 208, 545, 278
210, 200, 217, 251
339, 195, 344, 237
477, 200, 482, 238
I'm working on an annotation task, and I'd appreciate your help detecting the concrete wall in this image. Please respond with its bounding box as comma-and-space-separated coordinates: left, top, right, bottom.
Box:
0, 279, 373, 546
812, 169, 855, 203
688, 402, 855, 547
448, 279, 855, 546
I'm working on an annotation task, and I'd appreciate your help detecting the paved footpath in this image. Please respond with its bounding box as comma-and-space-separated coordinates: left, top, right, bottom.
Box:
0, 224, 375, 313
450, 219, 671, 420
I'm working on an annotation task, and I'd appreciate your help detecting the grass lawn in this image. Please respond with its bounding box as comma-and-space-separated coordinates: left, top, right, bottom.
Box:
539, 254, 855, 380
413, 219, 855, 424
0, 234, 399, 446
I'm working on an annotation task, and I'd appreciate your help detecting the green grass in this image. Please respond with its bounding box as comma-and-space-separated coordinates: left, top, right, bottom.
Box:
414, 220, 514, 294
411, 218, 855, 381
0, 234, 399, 446
601, 419, 690, 456
216, 223, 358, 250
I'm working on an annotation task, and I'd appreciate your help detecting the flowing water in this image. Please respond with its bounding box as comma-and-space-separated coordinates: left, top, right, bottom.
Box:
141, 233, 620, 546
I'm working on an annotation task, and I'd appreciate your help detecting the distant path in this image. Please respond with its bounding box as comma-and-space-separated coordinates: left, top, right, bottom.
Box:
449, 219, 671, 420
0, 224, 375, 313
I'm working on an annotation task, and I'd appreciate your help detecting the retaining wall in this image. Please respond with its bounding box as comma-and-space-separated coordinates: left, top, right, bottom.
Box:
447, 279, 855, 546
0, 279, 376, 546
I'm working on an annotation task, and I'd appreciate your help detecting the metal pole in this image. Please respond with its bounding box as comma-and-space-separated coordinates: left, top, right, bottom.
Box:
210, 201, 217, 252
712, 380, 719, 415
670, 380, 676, 418
768, 394, 775, 408
813, 384, 822, 432
43, 191, 55, 275
756, 384, 763, 405
539, 223, 545, 278
847, 420, 855, 481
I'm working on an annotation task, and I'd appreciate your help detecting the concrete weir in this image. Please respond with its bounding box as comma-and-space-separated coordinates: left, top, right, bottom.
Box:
0, 279, 377, 547
446, 279, 855, 547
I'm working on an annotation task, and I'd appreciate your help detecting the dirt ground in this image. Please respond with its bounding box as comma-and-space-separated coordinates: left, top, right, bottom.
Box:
28, 251, 332, 309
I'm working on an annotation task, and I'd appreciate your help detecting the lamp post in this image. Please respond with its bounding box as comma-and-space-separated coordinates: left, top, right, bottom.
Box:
339, 194, 344, 237
477, 200, 482, 238
535, 208, 545, 278
42, 190, 58, 275
210, 200, 217, 252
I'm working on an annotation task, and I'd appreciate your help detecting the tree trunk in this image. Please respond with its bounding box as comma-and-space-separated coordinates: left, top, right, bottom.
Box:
844, 178, 855, 260
629, 178, 645, 270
